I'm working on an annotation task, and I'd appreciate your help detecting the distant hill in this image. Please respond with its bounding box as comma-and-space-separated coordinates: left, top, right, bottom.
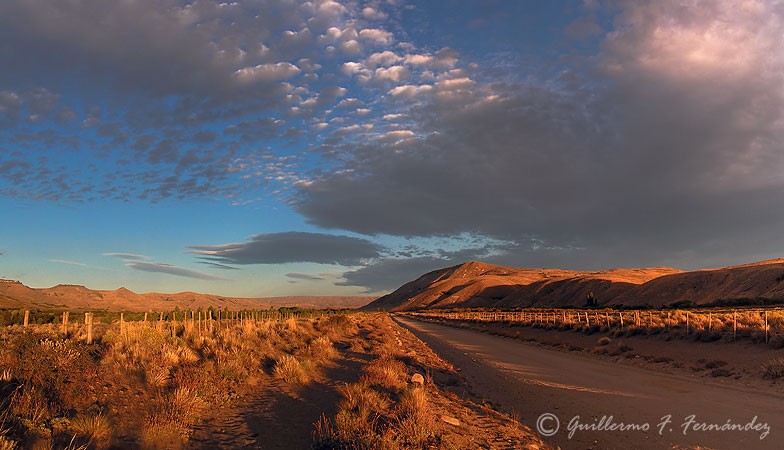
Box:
0, 280, 374, 311
362, 259, 784, 311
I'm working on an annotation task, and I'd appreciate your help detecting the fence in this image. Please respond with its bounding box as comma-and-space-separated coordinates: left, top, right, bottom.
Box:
405, 307, 784, 343
8, 308, 342, 342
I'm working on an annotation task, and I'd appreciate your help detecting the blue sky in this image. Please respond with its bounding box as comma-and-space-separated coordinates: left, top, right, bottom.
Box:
2, 0, 784, 296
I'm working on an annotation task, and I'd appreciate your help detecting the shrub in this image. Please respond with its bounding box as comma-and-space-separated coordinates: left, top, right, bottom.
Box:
70, 414, 112, 450
362, 357, 407, 391
273, 355, 310, 384
762, 357, 784, 379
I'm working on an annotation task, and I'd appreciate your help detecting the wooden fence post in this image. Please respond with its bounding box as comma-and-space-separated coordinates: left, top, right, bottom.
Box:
23, 310, 29, 328
765, 310, 769, 344
86, 313, 93, 344
733, 311, 737, 341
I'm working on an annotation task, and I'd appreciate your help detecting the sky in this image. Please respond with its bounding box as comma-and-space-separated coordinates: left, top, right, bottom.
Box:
1, 0, 784, 297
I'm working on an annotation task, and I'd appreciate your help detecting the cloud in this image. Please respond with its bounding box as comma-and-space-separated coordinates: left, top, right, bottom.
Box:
0, 0, 415, 205
233, 62, 301, 84
387, 84, 433, 99
358, 28, 393, 46
294, 0, 784, 272
286, 272, 325, 281
198, 261, 240, 271
103, 252, 149, 260
189, 231, 382, 266
49, 259, 87, 267
366, 51, 400, 68
361, 7, 388, 21
337, 257, 449, 293
49, 259, 110, 271
126, 261, 229, 281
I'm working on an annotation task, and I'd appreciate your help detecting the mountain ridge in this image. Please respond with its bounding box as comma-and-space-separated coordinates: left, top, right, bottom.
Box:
0, 281, 374, 311
363, 258, 784, 311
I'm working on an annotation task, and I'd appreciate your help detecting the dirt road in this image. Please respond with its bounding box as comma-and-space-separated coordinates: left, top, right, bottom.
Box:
395, 317, 784, 450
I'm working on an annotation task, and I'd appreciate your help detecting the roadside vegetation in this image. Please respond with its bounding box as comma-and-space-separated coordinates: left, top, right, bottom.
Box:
0, 311, 352, 449
407, 308, 784, 382
0, 311, 548, 449
406, 307, 784, 346
314, 314, 548, 449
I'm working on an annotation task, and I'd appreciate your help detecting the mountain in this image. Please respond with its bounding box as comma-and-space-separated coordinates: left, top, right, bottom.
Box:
612, 259, 784, 306
363, 258, 784, 311
0, 280, 374, 311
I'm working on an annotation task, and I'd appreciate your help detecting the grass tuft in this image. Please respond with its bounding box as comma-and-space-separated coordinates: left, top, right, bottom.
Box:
762, 357, 784, 379
273, 355, 310, 384
70, 413, 112, 450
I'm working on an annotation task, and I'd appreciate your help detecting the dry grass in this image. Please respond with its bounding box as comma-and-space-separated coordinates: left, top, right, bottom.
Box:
70, 414, 112, 449
308, 336, 337, 361
0, 312, 353, 448
414, 307, 784, 347
362, 357, 408, 391
273, 355, 311, 385
762, 357, 784, 379
313, 315, 444, 449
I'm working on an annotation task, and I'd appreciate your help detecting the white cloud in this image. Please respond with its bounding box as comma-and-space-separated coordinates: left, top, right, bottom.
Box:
340, 39, 363, 55
404, 48, 459, 68
366, 50, 400, 67
375, 130, 414, 143
375, 65, 408, 82
340, 61, 366, 76
362, 7, 388, 21
358, 28, 394, 46
435, 77, 475, 90
404, 54, 433, 66
388, 84, 433, 99
383, 113, 406, 120
233, 62, 301, 83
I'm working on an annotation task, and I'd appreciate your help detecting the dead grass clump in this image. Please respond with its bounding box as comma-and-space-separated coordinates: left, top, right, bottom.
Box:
144, 364, 171, 388
140, 388, 206, 449
398, 387, 429, 419
389, 409, 437, 448
284, 317, 299, 332
0, 436, 15, 450
307, 336, 337, 361
362, 357, 407, 391
273, 355, 310, 384
317, 315, 358, 340
769, 333, 784, 349
139, 415, 190, 450
70, 414, 112, 450
337, 383, 389, 420
762, 357, 784, 379
596, 336, 611, 346
167, 387, 207, 422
